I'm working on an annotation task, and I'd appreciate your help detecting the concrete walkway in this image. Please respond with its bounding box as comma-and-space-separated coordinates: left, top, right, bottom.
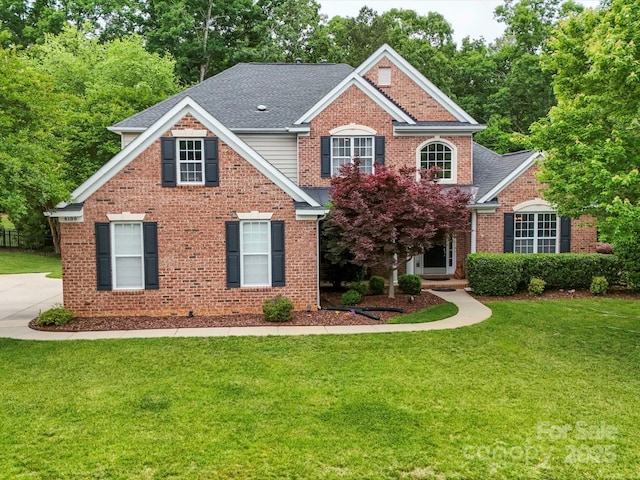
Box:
0, 274, 492, 340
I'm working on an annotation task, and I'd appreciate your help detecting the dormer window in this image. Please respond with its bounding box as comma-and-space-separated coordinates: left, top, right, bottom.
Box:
332, 136, 374, 175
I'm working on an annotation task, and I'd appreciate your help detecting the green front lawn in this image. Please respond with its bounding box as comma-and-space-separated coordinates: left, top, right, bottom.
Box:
1, 299, 639, 479
0, 251, 61, 278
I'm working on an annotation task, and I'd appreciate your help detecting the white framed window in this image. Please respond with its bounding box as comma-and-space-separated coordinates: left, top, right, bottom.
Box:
331, 136, 374, 175
177, 139, 204, 184
111, 222, 144, 289
240, 221, 271, 287
420, 141, 456, 182
514, 213, 558, 254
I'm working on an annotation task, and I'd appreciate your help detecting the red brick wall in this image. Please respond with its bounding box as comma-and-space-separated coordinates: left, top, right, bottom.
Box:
60, 115, 319, 317
474, 165, 597, 254
362, 58, 457, 121
298, 85, 474, 187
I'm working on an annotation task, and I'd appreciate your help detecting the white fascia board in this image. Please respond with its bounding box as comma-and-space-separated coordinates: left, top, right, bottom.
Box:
394, 125, 486, 136
294, 73, 415, 125
106, 126, 147, 133
476, 152, 540, 204
355, 44, 478, 124
67, 96, 321, 208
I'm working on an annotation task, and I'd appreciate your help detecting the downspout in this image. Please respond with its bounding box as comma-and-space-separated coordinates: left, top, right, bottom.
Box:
316, 215, 326, 310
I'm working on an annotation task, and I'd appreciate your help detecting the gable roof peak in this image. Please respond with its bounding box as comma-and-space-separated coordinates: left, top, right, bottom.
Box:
355, 44, 478, 124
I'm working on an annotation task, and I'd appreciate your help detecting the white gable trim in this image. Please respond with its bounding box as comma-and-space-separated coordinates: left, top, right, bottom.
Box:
61, 97, 321, 208
476, 152, 541, 204
294, 73, 415, 125
355, 44, 478, 124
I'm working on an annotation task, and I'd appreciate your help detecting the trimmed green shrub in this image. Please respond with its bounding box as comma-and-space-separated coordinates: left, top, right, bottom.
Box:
368, 276, 385, 295
468, 253, 623, 296
262, 295, 294, 323
528, 277, 546, 296
398, 274, 422, 295
520, 253, 622, 289
466, 254, 524, 296
36, 304, 73, 326
341, 289, 362, 306
590, 276, 609, 295
348, 281, 369, 296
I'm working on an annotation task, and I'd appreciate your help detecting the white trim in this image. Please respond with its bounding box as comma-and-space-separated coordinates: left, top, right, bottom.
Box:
236, 211, 273, 220
107, 126, 146, 133
394, 125, 486, 136
60, 97, 321, 208
294, 73, 415, 125
355, 44, 478, 124
329, 124, 377, 136
513, 198, 554, 213
476, 152, 541, 204
416, 139, 458, 185
171, 129, 207, 137
296, 209, 329, 220
513, 212, 560, 254
107, 212, 146, 221
46, 208, 84, 221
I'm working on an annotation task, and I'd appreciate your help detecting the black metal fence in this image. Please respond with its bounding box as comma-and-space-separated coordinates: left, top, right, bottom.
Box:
0, 228, 22, 248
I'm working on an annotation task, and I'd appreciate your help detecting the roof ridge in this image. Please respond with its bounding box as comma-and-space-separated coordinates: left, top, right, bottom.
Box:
501, 149, 533, 157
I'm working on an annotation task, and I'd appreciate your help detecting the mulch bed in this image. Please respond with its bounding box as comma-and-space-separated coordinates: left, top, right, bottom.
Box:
471, 286, 640, 303
30, 290, 445, 332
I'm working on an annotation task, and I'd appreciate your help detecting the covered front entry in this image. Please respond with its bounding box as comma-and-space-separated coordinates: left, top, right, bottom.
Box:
412, 237, 456, 276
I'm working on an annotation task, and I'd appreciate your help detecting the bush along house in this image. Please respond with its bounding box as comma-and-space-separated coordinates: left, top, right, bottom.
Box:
49, 44, 597, 317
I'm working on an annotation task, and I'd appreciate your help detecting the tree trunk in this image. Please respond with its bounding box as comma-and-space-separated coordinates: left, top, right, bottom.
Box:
388, 269, 395, 299
199, 0, 213, 83
46, 215, 61, 255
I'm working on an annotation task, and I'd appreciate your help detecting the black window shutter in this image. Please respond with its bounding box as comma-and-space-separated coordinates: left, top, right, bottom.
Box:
320, 136, 331, 178
271, 221, 285, 287
95, 223, 112, 291
161, 137, 176, 187
204, 137, 219, 187
560, 216, 571, 253
143, 222, 159, 289
375, 136, 385, 166
503, 213, 515, 253
226, 221, 241, 288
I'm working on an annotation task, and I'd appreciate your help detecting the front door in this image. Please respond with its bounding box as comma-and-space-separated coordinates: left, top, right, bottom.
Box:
423, 244, 447, 274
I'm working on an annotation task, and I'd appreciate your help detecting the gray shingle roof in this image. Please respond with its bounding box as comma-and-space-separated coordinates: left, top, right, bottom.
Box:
113, 63, 355, 131
473, 143, 535, 202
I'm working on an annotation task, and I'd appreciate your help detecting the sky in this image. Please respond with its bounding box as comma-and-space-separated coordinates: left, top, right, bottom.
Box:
318, 0, 601, 45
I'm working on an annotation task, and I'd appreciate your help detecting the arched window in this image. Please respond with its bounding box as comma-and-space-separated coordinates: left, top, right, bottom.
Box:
419, 142, 455, 182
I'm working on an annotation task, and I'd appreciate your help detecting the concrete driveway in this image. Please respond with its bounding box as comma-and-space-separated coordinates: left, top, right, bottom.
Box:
0, 273, 63, 326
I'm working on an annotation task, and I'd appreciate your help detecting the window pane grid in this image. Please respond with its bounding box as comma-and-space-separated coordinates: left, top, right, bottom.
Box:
331, 136, 374, 175
178, 139, 203, 183
514, 213, 557, 254
421, 142, 453, 179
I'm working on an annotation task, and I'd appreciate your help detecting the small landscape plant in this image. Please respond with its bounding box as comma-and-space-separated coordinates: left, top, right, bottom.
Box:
36, 304, 74, 326
368, 276, 385, 295
590, 276, 609, 295
341, 289, 362, 306
398, 274, 422, 295
528, 277, 546, 296
348, 281, 369, 296
262, 295, 294, 322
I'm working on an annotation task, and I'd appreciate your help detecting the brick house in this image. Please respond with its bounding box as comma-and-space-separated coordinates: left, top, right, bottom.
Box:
50, 44, 596, 317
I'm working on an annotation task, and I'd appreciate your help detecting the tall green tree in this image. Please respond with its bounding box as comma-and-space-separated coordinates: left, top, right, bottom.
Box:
531, 0, 640, 285
0, 27, 180, 251
0, 45, 70, 250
